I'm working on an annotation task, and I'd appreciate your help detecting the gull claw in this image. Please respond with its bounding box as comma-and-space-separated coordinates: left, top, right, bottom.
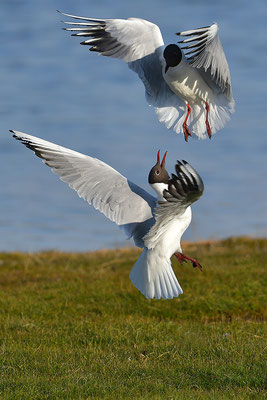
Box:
192, 261, 202, 272
175, 252, 203, 272
183, 124, 192, 142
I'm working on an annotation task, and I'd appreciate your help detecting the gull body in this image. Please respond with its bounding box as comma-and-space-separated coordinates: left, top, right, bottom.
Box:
151, 207, 192, 258
163, 55, 213, 104
11, 130, 204, 299
146, 152, 193, 259
60, 11, 235, 140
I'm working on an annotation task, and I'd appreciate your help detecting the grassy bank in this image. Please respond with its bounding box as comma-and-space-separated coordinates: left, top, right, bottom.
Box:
0, 237, 266, 399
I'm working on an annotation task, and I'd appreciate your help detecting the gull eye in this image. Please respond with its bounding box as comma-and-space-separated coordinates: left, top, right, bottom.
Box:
155, 170, 160, 176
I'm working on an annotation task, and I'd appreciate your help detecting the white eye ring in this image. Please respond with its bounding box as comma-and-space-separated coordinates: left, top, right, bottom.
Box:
155, 170, 160, 176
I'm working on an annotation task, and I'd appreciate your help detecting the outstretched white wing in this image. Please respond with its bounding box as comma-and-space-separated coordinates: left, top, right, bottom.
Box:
60, 12, 164, 62
177, 23, 233, 99
11, 130, 156, 241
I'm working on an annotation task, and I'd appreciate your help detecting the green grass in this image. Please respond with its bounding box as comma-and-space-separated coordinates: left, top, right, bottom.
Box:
0, 237, 266, 399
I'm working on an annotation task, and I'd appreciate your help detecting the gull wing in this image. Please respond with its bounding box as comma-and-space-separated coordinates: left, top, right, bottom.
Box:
177, 23, 233, 99
144, 160, 204, 247
162, 160, 204, 209
11, 130, 156, 241
60, 11, 164, 62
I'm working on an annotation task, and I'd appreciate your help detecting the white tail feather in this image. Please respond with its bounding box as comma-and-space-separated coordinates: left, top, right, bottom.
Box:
130, 248, 183, 299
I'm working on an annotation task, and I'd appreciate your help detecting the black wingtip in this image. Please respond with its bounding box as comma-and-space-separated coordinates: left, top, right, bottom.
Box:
176, 32, 181, 36
10, 130, 17, 138
10, 130, 19, 140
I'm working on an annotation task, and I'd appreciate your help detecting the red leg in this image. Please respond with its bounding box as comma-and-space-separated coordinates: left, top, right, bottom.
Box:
174, 253, 188, 265
174, 252, 202, 272
183, 103, 192, 142
205, 102, 212, 139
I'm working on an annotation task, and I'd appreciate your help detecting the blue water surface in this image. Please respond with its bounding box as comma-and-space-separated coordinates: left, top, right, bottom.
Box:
1, 0, 267, 251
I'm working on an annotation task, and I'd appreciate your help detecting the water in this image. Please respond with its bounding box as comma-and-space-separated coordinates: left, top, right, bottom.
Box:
1, 0, 267, 252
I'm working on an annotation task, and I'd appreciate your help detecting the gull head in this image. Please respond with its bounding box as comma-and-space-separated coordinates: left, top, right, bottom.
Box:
148, 150, 170, 185
163, 44, 182, 73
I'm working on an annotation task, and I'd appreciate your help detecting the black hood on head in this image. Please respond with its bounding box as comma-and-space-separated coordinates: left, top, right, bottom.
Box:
163, 44, 182, 72
148, 150, 170, 184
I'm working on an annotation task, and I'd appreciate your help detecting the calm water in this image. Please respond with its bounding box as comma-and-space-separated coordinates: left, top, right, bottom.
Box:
1, 0, 267, 251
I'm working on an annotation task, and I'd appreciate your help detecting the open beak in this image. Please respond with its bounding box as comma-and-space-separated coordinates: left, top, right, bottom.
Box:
157, 150, 167, 168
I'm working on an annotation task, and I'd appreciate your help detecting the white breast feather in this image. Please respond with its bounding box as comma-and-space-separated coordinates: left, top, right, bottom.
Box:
145, 206, 192, 257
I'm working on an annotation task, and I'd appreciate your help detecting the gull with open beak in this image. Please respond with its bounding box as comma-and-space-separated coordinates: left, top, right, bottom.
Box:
11, 130, 204, 299
60, 11, 235, 141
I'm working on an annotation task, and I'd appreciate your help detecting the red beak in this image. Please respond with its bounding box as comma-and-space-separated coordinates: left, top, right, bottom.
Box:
157, 149, 161, 164
161, 151, 167, 168
157, 150, 167, 168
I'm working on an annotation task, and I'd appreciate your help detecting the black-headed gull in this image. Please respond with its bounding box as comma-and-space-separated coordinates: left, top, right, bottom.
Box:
60, 11, 235, 141
11, 130, 204, 299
